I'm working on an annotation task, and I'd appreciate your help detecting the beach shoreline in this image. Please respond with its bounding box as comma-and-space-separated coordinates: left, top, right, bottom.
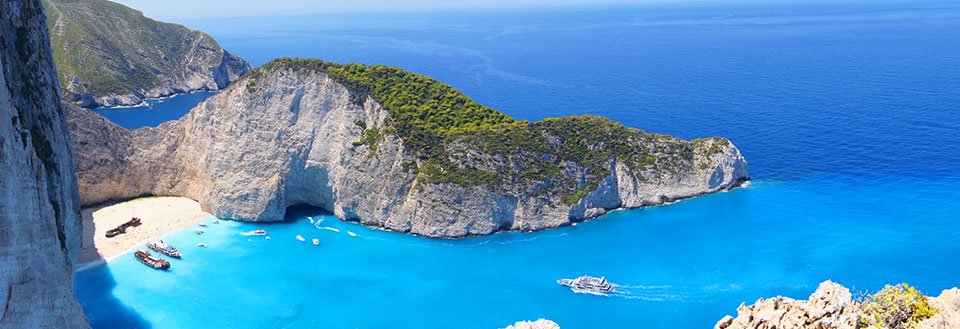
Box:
76, 196, 214, 271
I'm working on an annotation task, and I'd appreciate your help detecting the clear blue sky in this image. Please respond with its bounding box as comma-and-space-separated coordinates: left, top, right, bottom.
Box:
113, 0, 745, 19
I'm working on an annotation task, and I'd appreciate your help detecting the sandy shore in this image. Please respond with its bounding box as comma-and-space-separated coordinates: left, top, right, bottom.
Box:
76, 196, 214, 270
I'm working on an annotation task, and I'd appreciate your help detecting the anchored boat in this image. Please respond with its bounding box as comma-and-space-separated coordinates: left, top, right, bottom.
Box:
557, 275, 615, 294
135, 249, 170, 270
147, 240, 182, 259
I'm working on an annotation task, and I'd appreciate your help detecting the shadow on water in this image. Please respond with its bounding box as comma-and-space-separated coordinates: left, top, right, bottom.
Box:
74, 203, 152, 329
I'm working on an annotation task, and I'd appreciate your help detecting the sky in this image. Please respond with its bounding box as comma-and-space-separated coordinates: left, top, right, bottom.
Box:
114, 0, 741, 19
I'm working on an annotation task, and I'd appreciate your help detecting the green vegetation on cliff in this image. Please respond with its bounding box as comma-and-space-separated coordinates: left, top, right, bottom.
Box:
251, 58, 720, 203
42, 0, 250, 106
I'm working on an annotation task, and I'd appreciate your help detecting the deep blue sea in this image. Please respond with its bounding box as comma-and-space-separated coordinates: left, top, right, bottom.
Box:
75, 2, 960, 328
92, 91, 218, 129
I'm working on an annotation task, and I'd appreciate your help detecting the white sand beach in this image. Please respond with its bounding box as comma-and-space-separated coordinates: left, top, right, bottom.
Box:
76, 196, 214, 270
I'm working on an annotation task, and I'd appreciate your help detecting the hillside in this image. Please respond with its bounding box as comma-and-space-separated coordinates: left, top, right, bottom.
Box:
42, 0, 251, 107
68, 58, 748, 237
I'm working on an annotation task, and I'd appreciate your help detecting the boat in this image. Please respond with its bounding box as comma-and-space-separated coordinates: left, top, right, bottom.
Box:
197, 243, 207, 247
557, 275, 615, 294
265, 236, 271, 240
147, 240, 182, 259
134, 249, 170, 270
127, 217, 142, 227
198, 222, 207, 227
213, 220, 220, 224
296, 235, 305, 242
347, 231, 357, 237
194, 228, 205, 234
105, 226, 125, 238
312, 239, 319, 246
252, 229, 266, 236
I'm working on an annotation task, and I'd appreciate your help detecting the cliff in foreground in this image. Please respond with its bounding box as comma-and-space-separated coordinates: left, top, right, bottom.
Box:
42, 0, 251, 108
716, 281, 960, 329
0, 0, 89, 327
69, 58, 749, 238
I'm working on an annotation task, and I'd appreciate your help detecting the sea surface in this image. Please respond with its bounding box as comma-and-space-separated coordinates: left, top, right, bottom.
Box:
76, 2, 960, 328
91, 92, 219, 129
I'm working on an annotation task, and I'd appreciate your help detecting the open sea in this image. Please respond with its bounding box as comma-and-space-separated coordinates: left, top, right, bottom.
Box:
78, 2, 960, 328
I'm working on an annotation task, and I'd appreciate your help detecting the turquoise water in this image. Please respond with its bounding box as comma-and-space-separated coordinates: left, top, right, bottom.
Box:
91, 91, 217, 129
76, 2, 960, 328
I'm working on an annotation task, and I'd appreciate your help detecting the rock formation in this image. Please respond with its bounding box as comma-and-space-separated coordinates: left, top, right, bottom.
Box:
68, 59, 749, 238
505, 319, 560, 329
0, 0, 89, 327
42, 0, 251, 108
716, 281, 960, 329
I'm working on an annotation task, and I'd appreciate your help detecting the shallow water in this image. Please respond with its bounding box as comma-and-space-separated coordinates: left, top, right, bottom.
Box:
77, 2, 960, 328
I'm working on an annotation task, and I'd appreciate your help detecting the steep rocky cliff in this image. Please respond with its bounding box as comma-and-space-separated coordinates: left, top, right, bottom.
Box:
0, 0, 89, 327
42, 0, 251, 108
68, 58, 749, 238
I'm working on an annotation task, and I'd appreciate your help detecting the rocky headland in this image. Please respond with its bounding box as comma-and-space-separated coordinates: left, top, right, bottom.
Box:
42, 0, 251, 108
67, 58, 749, 238
0, 0, 89, 326
716, 280, 960, 329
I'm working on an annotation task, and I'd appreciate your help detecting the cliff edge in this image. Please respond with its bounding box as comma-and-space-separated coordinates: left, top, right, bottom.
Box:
0, 0, 89, 327
716, 281, 960, 329
69, 58, 749, 238
42, 0, 251, 108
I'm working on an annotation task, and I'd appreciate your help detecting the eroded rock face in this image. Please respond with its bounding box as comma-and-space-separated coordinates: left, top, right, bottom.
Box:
505, 319, 561, 329
68, 66, 749, 238
0, 0, 89, 327
717, 281, 960, 329
42, 0, 251, 108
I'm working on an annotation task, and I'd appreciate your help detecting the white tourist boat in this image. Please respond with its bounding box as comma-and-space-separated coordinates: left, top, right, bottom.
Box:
312, 239, 319, 246
557, 275, 615, 295
296, 235, 305, 242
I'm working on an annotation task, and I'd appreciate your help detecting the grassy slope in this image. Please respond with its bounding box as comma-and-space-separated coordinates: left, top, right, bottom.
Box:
252, 58, 714, 202
43, 0, 216, 97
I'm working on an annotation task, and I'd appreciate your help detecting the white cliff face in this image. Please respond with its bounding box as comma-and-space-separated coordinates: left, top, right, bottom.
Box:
0, 0, 89, 327
69, 65, 749, 238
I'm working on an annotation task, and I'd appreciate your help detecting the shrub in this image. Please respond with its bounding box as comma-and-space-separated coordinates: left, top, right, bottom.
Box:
858, 284, 937, 329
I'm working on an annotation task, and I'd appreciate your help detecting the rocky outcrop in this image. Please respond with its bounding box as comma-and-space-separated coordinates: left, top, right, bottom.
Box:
717, 281, 960, 329
42, 0, 251, 108
505, 319, 560, 329
0, 0, 89, 327
67, 60, 749, 238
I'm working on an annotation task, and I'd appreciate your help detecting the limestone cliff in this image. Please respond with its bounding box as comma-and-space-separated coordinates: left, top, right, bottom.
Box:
68, 59, 749, 238
716, 281, 960, 329
0, 0, 89, 327
42, 0, 251, 108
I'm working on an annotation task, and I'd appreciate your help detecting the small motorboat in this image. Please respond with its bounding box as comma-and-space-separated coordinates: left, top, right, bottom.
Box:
194, 228, 205, 234
312, 239, 319, 246
252, 229, 267, 236
296, 235, 306, 242
347, 231, 357, 237
199, 222, 208, 227
213, 220, 220, 224
197, 243, 207, 247
265, 236, 271, 240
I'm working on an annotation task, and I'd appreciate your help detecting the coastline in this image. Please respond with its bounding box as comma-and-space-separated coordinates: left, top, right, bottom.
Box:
75, 196, 214, 271
90, 90, 220, 110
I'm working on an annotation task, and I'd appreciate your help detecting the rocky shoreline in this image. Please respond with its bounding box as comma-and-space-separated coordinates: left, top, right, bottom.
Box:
716, 281, 960, 329
67, 62, 749, 238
